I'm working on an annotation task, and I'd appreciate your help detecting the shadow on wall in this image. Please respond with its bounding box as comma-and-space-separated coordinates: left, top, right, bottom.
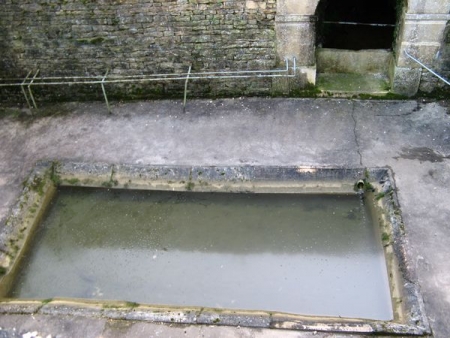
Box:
438, 21, 450, 73
0, 28, 19, 79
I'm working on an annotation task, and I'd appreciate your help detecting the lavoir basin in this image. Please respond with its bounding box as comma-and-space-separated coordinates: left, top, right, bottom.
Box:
0, 162, 430, 335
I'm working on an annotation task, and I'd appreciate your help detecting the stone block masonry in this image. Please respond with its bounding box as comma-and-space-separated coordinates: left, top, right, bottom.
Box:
0, 0, 277, 101
2, 0, 449, 102
419, 20, 450, 93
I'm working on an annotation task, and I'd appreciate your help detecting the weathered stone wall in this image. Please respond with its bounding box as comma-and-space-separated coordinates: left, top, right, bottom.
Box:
392, 0, 450, 96
0, 0, 277, 102
419, 20, 450, 93
1, 0, 449, 102
440, 21, 450, 77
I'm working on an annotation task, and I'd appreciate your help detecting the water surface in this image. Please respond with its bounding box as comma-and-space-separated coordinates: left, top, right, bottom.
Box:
10, 187, 392, 320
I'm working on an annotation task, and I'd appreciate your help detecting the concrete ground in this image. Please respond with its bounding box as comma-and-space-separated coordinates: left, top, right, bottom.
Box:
0, 98, 449, 338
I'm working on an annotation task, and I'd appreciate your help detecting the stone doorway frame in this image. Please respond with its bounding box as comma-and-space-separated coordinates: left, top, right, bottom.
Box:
275, 0, 450, 96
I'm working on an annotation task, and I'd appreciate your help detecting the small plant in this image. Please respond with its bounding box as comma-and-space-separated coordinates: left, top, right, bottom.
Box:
365, 181, 375, 191
376, 192, 386, 200
101, 181, 113, 188
50, 162, 61, 186
41, 298, 53, 304
382, 232, 390, 242
185, 181, 195, 191
30, 176, 45, 196
65, 178, 80, 185
0, 266, 7, 276
102, 178, 119, 188
101, 167, 119, 188
125, 301, 139, 308
185, 169, 195, 190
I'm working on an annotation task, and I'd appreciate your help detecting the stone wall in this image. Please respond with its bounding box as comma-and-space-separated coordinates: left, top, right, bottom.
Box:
392, 0, 450, 96
440, 21, 450, 77
419, 20, 450, 93
0, 0, 277, 102
1, 0, 449, 103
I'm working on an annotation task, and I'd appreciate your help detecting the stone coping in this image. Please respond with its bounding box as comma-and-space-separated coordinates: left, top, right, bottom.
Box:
0, 161, 430, 335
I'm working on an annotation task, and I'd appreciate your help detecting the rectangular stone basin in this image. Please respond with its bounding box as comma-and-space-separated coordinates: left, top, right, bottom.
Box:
0, 162, 430, 335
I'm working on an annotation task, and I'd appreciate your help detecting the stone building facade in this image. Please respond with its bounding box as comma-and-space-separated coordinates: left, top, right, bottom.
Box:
0, 0, 449, 102
277, 0, 450, 96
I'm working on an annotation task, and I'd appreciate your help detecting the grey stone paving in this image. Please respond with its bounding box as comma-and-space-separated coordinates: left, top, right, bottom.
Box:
0, 98, 449, 337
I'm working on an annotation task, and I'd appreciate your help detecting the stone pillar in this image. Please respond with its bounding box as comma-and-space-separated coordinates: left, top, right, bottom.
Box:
274, 0, 319, 87
392, 1, 450, 96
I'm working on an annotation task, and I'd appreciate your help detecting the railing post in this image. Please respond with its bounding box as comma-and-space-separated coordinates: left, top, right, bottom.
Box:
101, 69, 111, 114
183, 65, 191, 109
28, 70, 40, 110
20, 71, 33, 110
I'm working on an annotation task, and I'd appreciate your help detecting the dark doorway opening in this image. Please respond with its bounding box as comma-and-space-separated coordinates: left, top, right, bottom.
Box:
316, 0, 397, 50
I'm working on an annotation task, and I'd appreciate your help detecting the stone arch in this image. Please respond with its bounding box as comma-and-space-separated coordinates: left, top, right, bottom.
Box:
275, 0, 450, 95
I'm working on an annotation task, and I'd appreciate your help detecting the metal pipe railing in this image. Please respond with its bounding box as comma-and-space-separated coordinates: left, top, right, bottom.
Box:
28, 69, 40, 110
405, 51, 450, 86
323, 21, 395, 27
0, 58, 297, 111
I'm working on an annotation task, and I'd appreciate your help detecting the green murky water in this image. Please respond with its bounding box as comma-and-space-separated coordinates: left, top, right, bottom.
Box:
10, 187, 392, 320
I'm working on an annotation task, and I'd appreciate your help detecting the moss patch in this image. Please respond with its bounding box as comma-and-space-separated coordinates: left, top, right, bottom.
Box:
30, 176, 45, 196
65, 178, 80, 185
76, 37, 104, 45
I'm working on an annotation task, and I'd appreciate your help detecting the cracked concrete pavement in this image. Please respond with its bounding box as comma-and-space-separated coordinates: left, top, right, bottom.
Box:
0, 98, 449, 337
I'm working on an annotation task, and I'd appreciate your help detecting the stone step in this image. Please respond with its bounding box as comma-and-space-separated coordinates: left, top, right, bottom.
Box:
316, 48, 393, 75
316, 73, 391, 95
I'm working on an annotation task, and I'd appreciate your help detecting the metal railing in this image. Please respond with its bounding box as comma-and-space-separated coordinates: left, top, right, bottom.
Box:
405, 51, 450, 86
0, 58, 297, 113
323, 21, 395, 27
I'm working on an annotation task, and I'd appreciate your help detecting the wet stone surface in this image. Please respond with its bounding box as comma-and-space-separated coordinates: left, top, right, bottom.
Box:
0, 98, 448, 337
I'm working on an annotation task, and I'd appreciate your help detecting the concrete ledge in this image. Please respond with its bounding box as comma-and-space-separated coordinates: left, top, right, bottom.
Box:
402, 20, 449, 44
275, 14, 316, 23
405, 13, 450, 21
407, 0, 450, 15
276, 0, 320, 16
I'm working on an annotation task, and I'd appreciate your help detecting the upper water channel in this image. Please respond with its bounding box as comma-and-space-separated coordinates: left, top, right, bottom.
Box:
9, 187, 393, 320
